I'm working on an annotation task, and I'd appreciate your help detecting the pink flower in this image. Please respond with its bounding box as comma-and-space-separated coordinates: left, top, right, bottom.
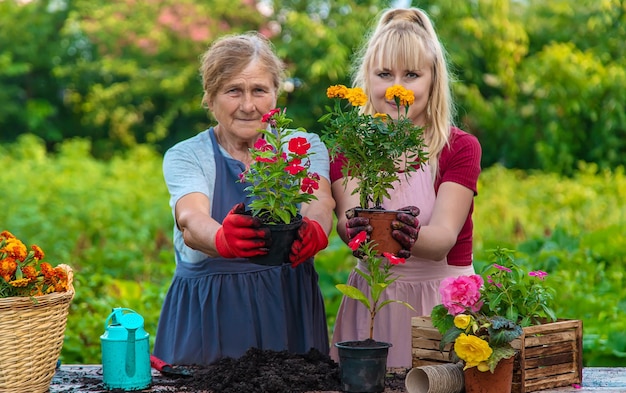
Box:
529, 270, 548, 280
288, 137, 311, 155
383, 252, 405, 265
348, 231, 367, 251
493, 264, 512, 272
439, 275, 484, 315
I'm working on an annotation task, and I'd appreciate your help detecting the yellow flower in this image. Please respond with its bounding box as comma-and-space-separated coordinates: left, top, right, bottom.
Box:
373, 113, 388, 120
454, 314, 472, 329
477, 361, 491, 372
9, 278, 30, 288
326, 85, 349, 99
454, 333, 493, 370
385, 84, 415, 106
346, 87, 367, 107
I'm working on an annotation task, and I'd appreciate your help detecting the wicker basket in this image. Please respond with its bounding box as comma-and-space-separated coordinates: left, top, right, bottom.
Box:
0, 264, 74, 393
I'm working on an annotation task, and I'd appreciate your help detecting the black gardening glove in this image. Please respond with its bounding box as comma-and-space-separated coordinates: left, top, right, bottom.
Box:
391, 206, 421, 259
345, 207, 372, 258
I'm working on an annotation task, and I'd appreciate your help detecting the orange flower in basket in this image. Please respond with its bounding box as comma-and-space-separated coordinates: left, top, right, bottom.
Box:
0, 230, 69, 298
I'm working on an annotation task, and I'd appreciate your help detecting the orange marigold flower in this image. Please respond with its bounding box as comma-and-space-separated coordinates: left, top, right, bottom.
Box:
32, 245, 45, 260
0, 230, 15, 240
40, 262, 55, 278
22, 265, 38, 281
0, 258, 17, 281
326, 85, 349, 99
346, 87, 367, 107
4, 238, 27, 261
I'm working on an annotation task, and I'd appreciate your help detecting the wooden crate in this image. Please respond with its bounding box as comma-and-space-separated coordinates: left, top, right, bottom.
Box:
411, 316, 583, 393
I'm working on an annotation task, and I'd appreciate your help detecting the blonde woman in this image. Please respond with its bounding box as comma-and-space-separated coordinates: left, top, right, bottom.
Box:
331, 7, 482, 367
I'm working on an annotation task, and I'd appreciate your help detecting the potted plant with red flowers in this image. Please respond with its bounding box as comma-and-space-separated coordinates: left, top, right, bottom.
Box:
239, 108, 321, 264
319, 85, 428, 254
334, 231, 415, 393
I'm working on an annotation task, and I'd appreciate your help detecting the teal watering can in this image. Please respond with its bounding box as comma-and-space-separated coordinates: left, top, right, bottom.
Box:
100, 307, 152, 391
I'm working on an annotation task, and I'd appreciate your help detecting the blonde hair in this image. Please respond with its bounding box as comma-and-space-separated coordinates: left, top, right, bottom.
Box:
352, 8, 455, 177
199, 31, 285, 108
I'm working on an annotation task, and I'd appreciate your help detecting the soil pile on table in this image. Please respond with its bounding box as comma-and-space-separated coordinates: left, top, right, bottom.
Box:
186, 347, 341, 392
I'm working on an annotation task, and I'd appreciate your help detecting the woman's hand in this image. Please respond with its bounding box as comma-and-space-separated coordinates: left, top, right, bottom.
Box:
391, 206, 421, 259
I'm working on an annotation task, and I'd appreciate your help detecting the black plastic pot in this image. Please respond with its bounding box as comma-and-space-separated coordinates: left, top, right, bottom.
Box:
334, 340, 392, 393
249, 215, 303, 266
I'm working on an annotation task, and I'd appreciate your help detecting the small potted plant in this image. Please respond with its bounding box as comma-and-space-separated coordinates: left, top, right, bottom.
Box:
318, 84, 428, 254
334, 231, 415, 393
239, 108, 321, 264
429, 248, 558, 393
430, 273, 523, 393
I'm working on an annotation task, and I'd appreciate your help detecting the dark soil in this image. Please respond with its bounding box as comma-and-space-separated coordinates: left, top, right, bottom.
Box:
50, 348, 408, 393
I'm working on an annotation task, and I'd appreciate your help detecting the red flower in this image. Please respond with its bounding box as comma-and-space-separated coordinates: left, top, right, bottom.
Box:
288, 137, 311, 155
262, 108, 281, 123
348, 231, 368, 251
383, 252, 406, 265
301, 174, 320, 194
254, 138, 273, 152
285, 158, 305, 175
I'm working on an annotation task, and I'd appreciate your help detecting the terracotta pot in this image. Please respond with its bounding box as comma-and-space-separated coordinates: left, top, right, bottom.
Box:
334, 339, 392, 393
249, 215, 302, 266
463, 356, 515, 393
353, 208, 403, 255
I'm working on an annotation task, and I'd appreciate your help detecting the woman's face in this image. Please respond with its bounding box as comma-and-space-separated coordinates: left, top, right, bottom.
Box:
368, 60, 433, 126
207, 60, 278, 141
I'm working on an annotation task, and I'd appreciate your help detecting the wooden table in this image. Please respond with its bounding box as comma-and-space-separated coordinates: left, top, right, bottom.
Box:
50, 365, 626, 392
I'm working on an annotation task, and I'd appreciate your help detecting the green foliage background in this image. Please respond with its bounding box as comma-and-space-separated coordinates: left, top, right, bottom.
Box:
1, 0, 626, 173
2, 136, 625, 367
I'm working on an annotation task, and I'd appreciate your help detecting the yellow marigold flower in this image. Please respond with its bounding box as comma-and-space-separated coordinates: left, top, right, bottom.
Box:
9, 278, 30, 288
373, 113, 388, 120
454, 314, 472, 330
385, 84, 415, 107
326, 85, 349, 99
346, 87, 367, 107
454, 333, 493, 370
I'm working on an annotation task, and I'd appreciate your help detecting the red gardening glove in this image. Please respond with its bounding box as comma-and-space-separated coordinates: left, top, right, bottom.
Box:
215, 203, 270, 258
289, 217, 329, 267
391, 206, 421, 259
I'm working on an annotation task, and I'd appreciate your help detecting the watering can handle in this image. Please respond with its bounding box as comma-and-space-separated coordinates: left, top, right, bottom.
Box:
103, 307, 138, 330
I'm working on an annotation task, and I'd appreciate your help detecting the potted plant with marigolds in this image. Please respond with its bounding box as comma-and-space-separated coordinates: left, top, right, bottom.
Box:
0, 230, 74, 393
239, 107, 321, 265
426, 247, 562, 393
318, 84, 428, 255
334, 231, 416, 393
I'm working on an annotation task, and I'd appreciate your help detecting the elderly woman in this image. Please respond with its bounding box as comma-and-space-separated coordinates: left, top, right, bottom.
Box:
153, 32, 334, 365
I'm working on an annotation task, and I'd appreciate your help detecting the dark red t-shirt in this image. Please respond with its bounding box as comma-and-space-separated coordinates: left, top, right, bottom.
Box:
329, 126, 482, 266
